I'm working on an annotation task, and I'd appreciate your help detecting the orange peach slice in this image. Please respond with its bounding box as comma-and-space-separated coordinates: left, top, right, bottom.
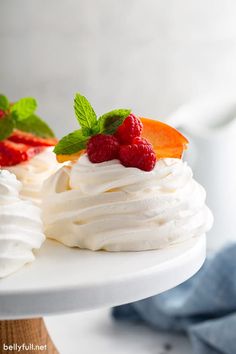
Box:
141, 117, 188, 159
56, 150, 85, 163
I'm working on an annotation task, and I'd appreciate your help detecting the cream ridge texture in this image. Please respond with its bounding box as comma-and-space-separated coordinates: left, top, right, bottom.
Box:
42, 154, 213, 251
6, 147, 61, 204
0, 170, 45, 277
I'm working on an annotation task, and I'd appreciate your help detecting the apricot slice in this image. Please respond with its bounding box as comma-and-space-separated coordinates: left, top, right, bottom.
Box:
140, 117, 188, 159
56, 150, 85, 163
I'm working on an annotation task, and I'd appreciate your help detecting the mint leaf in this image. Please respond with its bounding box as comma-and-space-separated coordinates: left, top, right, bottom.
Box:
12, 97, 37, 120
74, 93, 97, 129
0, 116, 14, 141
81, 123, 100, 137
14, 114, 55, 138
54, 130, 88, 155
0, 95, 9, 111
98, 109, 131, 134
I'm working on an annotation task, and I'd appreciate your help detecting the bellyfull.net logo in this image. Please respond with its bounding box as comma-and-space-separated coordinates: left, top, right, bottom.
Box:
2, 343, 47, 351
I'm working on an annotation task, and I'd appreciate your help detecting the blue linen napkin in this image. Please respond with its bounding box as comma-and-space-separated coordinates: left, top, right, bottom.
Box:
112, 244, 236, 354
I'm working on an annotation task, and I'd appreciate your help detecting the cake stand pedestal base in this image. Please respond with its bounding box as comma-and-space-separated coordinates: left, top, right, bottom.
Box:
0, 318, 58, 354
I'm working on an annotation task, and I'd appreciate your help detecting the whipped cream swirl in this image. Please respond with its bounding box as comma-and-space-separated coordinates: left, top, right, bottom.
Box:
6, 147, 61, 203
42, 155, 213, 251
0, 170, 45, 277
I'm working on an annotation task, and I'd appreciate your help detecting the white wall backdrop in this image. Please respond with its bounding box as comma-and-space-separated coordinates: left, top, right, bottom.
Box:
1, 0, 236, 137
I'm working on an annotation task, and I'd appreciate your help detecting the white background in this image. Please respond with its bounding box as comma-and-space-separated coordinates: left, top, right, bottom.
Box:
1, 0, 236, 138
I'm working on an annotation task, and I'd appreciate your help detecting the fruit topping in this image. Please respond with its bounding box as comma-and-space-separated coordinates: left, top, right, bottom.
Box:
8, 130, 57, 147
56, 150, 85, 163
87, 134, 119, 163
0, 94, 55, 141
0, 140, 44, 167
0, 94, 56, 166
115, 113, 143, 144
119, 138, 156, 172
53, 92, 189, 172
141, 118, 188, 159
132, 136, 152, 147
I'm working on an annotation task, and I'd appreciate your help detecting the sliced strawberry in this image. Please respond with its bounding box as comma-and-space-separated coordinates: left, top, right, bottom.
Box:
0, 140, 44, 167
9, 130, 57, 147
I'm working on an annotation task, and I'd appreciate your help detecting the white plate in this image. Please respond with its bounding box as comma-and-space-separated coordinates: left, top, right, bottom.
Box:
0, 236, 206, 319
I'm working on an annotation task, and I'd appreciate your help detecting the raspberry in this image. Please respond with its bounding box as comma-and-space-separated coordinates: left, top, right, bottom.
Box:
87, 134, 119, 163
119, 141, 157, 172
116, 114, 143, 144
132, 136, 152, 146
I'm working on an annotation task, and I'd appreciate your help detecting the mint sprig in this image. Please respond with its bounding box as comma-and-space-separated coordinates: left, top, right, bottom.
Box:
11, 97, 37, 120
74, 93, 97, 131
0, 116, 14, 141
54, 92, 131, 155
0, 94, 55, 141
15, 114, 55, 139
0, 95, 9, 111
54, 130, 88, 155
98, 109, 131, 135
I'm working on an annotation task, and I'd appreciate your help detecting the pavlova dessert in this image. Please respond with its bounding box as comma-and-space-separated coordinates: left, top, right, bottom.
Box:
0, 94, 60, 203
0, 170, 45, 277
43, 93, 213, 251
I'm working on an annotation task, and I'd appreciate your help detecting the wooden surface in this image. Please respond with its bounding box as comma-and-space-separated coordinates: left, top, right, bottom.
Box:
0, 318, 58, 354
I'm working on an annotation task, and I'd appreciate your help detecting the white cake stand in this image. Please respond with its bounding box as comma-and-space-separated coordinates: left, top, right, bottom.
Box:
0, 236, 206, 353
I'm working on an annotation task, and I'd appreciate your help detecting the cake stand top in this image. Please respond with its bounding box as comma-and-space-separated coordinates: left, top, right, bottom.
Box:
0, 236, 206, 320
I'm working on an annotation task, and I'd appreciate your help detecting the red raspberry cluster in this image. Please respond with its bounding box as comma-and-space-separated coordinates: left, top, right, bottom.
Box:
86, 114, 157, 171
